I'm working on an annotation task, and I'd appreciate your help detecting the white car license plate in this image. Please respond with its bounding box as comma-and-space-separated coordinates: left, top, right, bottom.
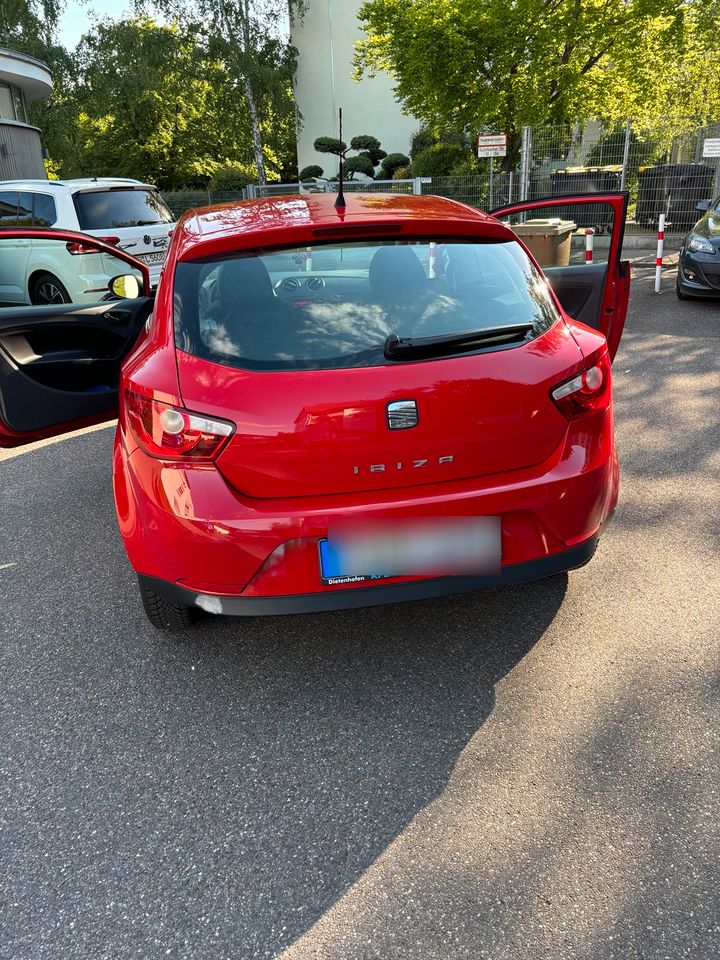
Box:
319, 517, 501, 584
137, 251, 166, 264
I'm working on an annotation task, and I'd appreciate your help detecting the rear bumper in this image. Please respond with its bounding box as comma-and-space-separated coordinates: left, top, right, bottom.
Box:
114, 403, 618, 610
140, 533, 599, 616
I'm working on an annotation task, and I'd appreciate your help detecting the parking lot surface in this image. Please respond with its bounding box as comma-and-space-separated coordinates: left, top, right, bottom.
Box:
2, 263, 719, 959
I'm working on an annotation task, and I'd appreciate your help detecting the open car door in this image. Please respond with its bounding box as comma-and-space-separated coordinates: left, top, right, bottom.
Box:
489, 193, 630, 360
0, 229, 153, 449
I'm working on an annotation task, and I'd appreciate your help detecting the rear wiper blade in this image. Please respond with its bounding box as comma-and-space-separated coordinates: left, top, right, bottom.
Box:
384, 323, 534, 361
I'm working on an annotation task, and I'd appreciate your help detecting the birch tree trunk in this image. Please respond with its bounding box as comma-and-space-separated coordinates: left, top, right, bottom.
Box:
243, 73, 266, 185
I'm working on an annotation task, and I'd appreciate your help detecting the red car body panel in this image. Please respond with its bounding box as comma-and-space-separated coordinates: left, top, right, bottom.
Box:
175, 318, 584, 499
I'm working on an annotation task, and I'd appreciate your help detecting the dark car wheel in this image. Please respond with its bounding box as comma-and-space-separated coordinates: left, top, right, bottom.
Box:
30, 272, 72, 305
138, 577, 200, 630
676, 280, 689, 301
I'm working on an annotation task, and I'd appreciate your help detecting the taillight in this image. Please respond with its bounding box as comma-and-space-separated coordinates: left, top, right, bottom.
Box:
125, 391, 234, 460
551, 351, 611, 418
66, 237, 118, 254
66, 241, 101, 255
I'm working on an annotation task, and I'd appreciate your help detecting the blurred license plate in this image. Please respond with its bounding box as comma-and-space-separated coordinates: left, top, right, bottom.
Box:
319, 517, 501, 585
137, 251, 166, 264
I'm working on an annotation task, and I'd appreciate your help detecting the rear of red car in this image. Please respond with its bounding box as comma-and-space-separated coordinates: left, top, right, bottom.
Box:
113, 194, 620, 627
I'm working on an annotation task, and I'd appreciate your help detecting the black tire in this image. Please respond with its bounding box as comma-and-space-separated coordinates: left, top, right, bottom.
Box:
676, 281, 689, 301
30, 272, 72, 305
138, 577, 198, 630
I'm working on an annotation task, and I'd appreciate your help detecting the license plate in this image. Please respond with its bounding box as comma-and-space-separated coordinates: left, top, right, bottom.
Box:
137, 251, 166, 264
319, 517, 501, 585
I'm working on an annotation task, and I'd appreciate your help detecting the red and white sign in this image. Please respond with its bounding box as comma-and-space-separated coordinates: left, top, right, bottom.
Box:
477, 133, 507, 158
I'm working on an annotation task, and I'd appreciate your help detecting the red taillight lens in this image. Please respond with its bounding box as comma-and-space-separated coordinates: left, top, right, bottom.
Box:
66, 241, 101, 255
551, 350, 612, 418
125, 391, 234, 460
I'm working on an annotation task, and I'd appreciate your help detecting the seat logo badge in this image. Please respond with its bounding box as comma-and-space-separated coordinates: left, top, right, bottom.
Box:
387, 399, 418, 430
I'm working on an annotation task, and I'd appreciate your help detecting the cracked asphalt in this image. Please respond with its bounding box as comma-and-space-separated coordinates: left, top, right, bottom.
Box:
1, 261, 719, 959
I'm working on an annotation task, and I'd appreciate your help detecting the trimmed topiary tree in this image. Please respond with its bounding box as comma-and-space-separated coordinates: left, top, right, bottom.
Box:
312, 133, 390, 180
298, 164, 324, 182
380, 152, 411, 179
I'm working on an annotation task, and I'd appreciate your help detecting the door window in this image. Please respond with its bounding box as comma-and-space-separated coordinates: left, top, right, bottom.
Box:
33, 194, 57, 227
498, 201, 615, 268
18, 194, 33, 227
0, 191, 19, 225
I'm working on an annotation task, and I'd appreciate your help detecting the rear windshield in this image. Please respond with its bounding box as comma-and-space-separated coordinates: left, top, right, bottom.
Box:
173, 239, 560, 371
74, 188, 173, 230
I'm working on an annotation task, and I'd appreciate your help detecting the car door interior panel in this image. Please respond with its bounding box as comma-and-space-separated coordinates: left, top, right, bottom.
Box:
0, 298, 151, 433
543, 263, 608, 330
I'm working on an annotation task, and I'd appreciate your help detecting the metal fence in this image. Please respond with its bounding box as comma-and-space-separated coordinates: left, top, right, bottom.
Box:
162, 120, 720, 234
522, 120, 720, 232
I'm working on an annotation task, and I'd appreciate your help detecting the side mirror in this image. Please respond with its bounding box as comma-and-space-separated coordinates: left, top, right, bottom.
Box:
109, 274, 141, 299
695, 200, 711, 213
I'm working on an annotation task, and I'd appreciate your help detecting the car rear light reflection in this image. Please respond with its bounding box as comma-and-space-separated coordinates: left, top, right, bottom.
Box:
551, 351, 611, 418
100, 235, 120, 245
125, 390, 234, 460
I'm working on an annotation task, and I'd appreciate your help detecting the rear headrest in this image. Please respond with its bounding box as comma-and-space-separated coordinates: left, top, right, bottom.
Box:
216, 257, 274, 307
369, 246, 426, 300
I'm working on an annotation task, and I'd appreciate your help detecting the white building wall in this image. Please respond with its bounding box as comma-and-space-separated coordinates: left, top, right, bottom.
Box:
291, 0, 418, 177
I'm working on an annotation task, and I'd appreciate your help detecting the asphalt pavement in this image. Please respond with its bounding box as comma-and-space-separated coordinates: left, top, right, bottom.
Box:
1, 262, 719, 959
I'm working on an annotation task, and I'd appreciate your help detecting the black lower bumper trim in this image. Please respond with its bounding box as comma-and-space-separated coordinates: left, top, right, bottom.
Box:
139, 535, 599, 617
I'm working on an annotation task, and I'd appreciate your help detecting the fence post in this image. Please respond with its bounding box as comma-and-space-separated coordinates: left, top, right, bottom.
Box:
654, 213, 665, 294
520, 125, 532, 202
413, 177, 422, 195
620, 118, 632, 192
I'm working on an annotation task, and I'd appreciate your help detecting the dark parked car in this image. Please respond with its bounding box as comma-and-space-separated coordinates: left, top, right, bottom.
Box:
677, 196, 720, 299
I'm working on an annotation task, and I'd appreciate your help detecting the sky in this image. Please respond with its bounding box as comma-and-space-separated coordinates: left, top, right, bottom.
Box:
58, 0, 138, 49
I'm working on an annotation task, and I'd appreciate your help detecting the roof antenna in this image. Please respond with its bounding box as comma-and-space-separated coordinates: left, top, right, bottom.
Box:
334, 107, 345, 209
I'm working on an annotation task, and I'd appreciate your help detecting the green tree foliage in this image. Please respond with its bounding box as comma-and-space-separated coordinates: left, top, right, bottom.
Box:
146, 0, 301, 185
298, 164, 324, 181
380, 152, 410, 178
0, 0, 63, 49
19, 13, 298, 189
67, 19, 238, 188
356, 0, 699, 146
412, 143, 468, 177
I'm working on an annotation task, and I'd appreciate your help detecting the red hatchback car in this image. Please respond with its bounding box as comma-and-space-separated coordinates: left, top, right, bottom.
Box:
0, 192, 630, 628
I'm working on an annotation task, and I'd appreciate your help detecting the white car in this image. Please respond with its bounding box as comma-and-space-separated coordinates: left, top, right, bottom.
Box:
0, 178, 176, 304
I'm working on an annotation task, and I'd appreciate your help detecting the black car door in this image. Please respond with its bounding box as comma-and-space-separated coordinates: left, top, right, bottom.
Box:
0, 229, 152, 448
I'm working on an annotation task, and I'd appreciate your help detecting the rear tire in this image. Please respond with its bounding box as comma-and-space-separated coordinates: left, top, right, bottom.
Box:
30, 272, 72, 305
138, 577, 198, 630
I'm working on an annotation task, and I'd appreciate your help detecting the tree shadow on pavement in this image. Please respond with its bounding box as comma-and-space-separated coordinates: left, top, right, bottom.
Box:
1, 428, 569, 960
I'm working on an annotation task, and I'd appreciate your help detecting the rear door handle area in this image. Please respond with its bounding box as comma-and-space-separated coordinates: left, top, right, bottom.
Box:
104, 308, 133, 326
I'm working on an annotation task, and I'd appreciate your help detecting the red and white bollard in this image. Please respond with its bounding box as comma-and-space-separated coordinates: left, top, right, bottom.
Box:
584, 228, 594, 263
654, 213, 665, 293
428, 241, 437, 279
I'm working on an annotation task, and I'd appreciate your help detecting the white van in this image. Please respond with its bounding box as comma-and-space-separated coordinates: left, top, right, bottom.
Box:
0, 178, 176, 304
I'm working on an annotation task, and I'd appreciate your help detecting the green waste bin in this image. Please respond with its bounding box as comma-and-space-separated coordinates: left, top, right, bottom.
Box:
510, 218, 577, 268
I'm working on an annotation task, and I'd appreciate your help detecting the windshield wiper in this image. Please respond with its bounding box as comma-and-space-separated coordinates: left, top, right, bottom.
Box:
384, 323, 534, 361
